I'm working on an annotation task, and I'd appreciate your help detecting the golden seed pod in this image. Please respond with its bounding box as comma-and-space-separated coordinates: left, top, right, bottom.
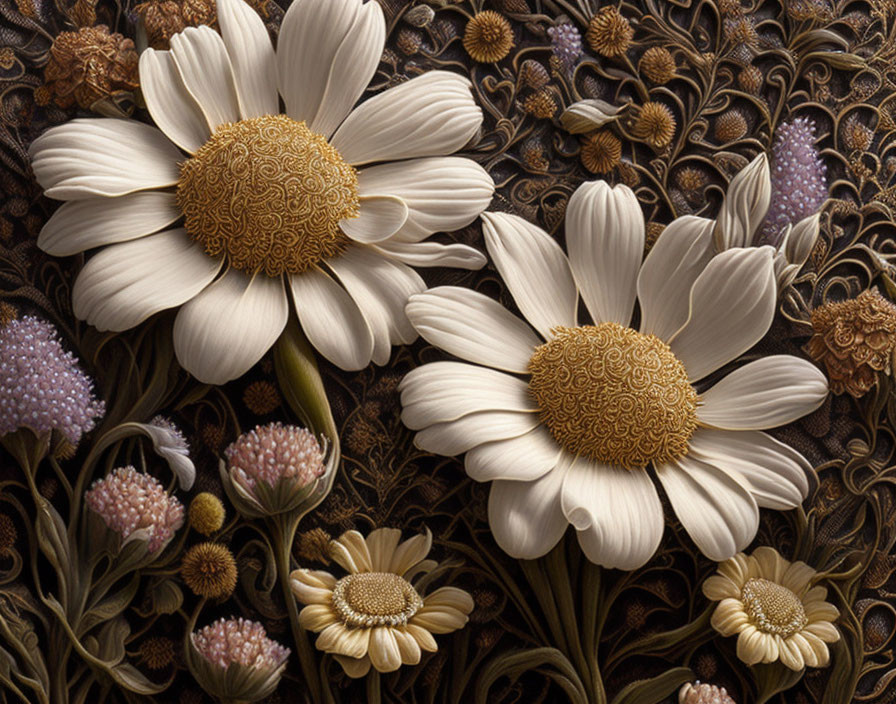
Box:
138, 637, 177, 670
639, 46, 676, 84
715, 109, 748, 142
522, 90, 557, 119
738, 65, 763, 94
463, 11, 514, 63
634, 102, 676, 148
181, 543, 238, 599
580, 130, 622, 174
586, 7, 633, 58
189, 493, 226, 536
243, 381, 281, 415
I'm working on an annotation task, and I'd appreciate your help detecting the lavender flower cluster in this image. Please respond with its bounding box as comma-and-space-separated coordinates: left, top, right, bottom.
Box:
0, 316, 105, 444
548, 22, 582, 71
225, 422, 325, 493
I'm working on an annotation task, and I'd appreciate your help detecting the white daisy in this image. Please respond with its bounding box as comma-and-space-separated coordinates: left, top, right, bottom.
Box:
400, 173, 829, 569
29, 0, 494, 384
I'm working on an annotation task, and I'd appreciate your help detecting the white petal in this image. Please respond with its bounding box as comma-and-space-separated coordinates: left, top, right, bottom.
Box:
488, 464, 567, 559
464, 425, 561, 483
698, 355, 828, 429
340, 196, 408, 244
400, 361, 537, 430
169, 26, 241, 130
783, 212, 820, 268
136, 422, 196, 490
173, 269, 288, 384
278, 0, 361, 126
714, 153, 771, 250
310, 0, 385, 137
687, 428, 810, 510
373, 241, 486, 270
357, 157, 494, 243
331, 72, 482, 166
656, 454, 759, 562
38, 191, 181, 256
637, 215, 714, 341
29, 119, 181, 200
289, 267, 374, 371
405, 287, 541, 373
565, 180, 644, 325
72, 229, 222, 331
560, 458, 663, 570
413, 410, 540, 456
669, 246, 777, 382
139, 49, 209, 153
325, 245, 424, 365
217, 0, 279, 118
481, 211, 578, 338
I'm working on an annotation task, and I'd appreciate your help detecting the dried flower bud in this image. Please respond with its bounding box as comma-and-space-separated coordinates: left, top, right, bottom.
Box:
737, 65, 763, 94
586, 7, 633, 58
41, 26, 138, 110
634, 102, 676, 148
135, 0, 269, 50
463, 11, 514, 63
189, 492, 226, 535
842, 115, 873, 151
522, 90, 557, 119
580, 130, 622, 174
243, 381, 280, 415
639, 46, 676, 84
808, 289, 896, 397
715, 109, 748, 142
181, 542, 238, 599
519, 59, 550, 89
138, 637, 177, 670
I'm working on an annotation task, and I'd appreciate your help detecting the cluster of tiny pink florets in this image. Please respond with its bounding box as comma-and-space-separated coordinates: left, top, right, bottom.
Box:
192, 617, 290, 670
85, 466, 184, 552
0, 316, 105, 444
225, 422, 324, 493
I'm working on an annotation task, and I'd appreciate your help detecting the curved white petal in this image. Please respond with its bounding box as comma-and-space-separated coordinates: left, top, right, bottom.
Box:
400, 361, 537, 430
481, 211, 578, 338
714, 153, 771, 250
413, 410, 540, 456
173, 269, 288, 384
687, 428, 810, 509
325, 245, 424, 365
29, 119, 181, 200
464, 426, 561, 483
340, 196, 408, 244
669, 246, 777, 382
656, 454, 759, 562
139, 49, 209, 153
277, 0, 381, 134
698, 355, 829, 429
289, 267, 374, 371
169, 26, 241, 130
637, 215, 714, 341
310, 0, 385, 137
38, 191, 181, 256
405, 287, 541, 373
565, 180, 644, 326
331, 72, 482, 166
358, 157, 494, 242
72, 229, 222, 331
560, 458, 663, 570
217, 0, 278, 118
488, 464, 568, 559
374, 241, 486, 270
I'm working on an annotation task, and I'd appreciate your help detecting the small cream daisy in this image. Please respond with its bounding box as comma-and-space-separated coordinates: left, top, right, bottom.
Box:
703, 547, 840, 670
29, 0, 494, 384
291, 527, 473, 678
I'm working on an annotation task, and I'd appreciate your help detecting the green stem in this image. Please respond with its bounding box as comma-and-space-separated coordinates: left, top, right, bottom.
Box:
271, 514, 321, 702
366, 670, 382, 704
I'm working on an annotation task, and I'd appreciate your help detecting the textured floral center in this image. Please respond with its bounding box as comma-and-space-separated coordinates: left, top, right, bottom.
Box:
528, 323, 697, 468
741, 578, 808, 638
177, 114, 359, 277
332, 572, 423, 627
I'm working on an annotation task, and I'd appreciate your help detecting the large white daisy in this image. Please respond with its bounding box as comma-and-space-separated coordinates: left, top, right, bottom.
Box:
400, 176, 829, 569
29, 0, 494, 384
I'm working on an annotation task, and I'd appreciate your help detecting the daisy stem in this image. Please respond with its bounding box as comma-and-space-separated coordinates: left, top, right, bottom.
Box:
271, 514, 322, 703
366, 670, 382, 704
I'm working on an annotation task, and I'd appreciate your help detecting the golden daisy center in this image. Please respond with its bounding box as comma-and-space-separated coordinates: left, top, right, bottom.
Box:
176, 114, 360, 277
332, 572, 424, 628
528, 323, 698, 469
741, 577, 808, 638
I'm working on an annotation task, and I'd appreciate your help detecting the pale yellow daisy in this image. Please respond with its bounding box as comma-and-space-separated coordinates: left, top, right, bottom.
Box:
290, 528, 473, 678
703, 546, 840, 670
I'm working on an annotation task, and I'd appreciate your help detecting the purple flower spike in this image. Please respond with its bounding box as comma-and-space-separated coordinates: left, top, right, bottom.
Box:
761, 117, 828, 244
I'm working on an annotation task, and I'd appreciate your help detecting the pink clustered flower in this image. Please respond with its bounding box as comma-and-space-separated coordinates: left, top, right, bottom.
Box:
192, 617, 290, 670
0, 316, 105, 444
225, 422, 324, 493
679, 681, 736, 704
85, 466, 184, 552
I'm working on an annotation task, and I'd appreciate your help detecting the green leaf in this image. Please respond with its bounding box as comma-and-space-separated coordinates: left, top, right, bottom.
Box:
80, 574, 140, 634
610, 667, 693, 704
